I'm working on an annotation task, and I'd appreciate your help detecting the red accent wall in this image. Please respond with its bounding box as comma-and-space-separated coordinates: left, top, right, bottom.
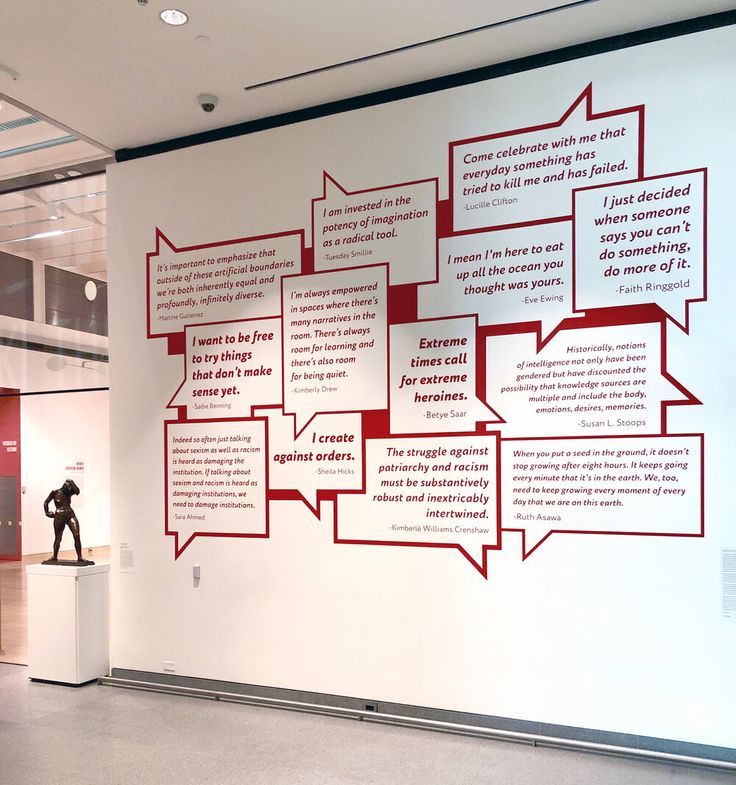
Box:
0, 389, 21, 560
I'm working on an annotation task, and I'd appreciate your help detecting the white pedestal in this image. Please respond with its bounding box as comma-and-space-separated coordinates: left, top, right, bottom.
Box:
26, 563, 110, 684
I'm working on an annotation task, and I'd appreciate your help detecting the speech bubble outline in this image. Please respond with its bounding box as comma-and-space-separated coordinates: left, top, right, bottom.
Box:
146, 227, 304, 341
168, 316, 282, 419
418, 220, 582, 347
281, 263, 389, 437
501, 433, 704, 559
311, 172, 438, 286
449, 84, 644, 232
259, 406, 364, 515
484, 318, 700, 439
389, 314, 500, 434
164, 417, 269, 558
334, 433, 502, 577
572, 169, 707, 331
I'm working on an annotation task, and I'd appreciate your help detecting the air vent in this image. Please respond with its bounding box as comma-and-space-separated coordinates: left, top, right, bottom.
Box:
244, 0, 601, 90
0, 116, 40, 133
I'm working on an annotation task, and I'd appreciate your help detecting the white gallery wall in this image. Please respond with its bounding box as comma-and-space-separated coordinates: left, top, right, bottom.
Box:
20, 389, 110, 556
0, 341, 110, 556
107, 27, 735, 748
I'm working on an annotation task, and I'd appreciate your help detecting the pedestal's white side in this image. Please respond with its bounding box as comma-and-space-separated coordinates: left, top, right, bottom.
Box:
27, 572, 77, 682
77, 571, 110, 682
26, 564, 110, 684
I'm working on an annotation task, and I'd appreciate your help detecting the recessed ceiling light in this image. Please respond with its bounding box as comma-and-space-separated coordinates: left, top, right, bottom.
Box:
66, 169, 82, 177
160, 9, 188, 25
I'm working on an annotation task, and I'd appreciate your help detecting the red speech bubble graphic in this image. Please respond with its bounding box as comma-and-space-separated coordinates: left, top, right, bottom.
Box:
312, 172, 437, 286
389, 315, 498, 434
485, 321, 695, 438
165, 418, 268, 557
262, 407, 363, 514
147, 228, 303, 339
336, 434, 501, 576
168, 317, 281, 419
419, 221, 577, 342
502, 433, 703, 558
450, 85, 643, 231
281, 264, 388, 435
573, 170, 706, 330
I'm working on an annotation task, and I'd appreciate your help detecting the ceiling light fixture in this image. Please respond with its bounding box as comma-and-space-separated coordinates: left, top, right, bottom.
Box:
49, 191, 104, 205
160, 9, 188, 25
28, 229, 64, 240
46, 356, 97, 372
5, 226, 90, 243
84, 280, 98, 301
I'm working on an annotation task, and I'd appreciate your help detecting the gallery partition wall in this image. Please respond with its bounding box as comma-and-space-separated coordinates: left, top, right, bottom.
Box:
0, 174, 110, 562
0, 173, 111, 664
106, 16, 736, 766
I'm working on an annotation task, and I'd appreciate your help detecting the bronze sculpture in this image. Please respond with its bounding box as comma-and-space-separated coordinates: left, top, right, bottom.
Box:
42, 479, 94, 565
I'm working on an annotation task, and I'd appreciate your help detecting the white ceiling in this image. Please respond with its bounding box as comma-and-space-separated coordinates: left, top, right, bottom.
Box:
0, 0, 732, 292
1, 0, 734, 153
0, 100, 108, 182
0, 174, 107, 280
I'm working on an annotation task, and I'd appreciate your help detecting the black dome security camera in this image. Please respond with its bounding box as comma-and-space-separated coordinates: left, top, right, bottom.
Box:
197, 93, 218, 113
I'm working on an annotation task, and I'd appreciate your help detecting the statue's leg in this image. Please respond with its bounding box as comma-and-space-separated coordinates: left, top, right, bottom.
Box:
52, 517, 64, 559
69, 519, 83, 561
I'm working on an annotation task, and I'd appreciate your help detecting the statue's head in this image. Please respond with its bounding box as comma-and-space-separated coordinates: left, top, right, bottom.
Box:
62, 479, 80, 496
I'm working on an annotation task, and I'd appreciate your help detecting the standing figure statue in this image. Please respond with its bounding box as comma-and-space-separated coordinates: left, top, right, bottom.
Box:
42, 479, 94, 565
